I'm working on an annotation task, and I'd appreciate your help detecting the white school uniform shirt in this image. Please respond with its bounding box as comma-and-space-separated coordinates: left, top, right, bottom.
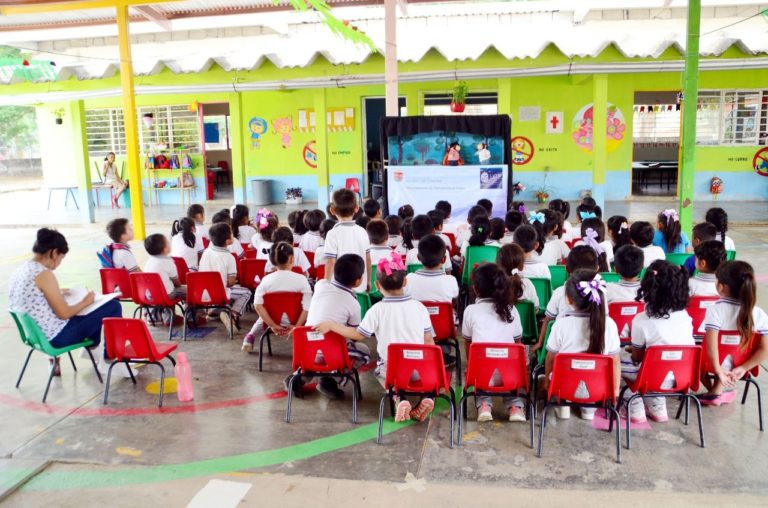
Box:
606, 280, 641, 304
438, 233, 452, 250
630, 310, 694, 350
387, 234, 405, 254
547, 312, 621, 356
306, 280, 361, 327
640, 245, 666, 267
500, 232, 516, 246
405, 269, 459, 302
455, 223, 471, 248
715, 233, 735, 252
460, 240, 500, 260
265, 248, 311, 274
522, 258, 551, 279
540, 237, 571, 266
143, 255, 178, 294
573, 239, 615, 264
255, 241, 274, 261
170, 233, 199, 270
545, 286, 571, 319
251, 235, 268, 252
462, 298, 523, 343
195, 222, 209, 241
253, 269, 312, 311
562, 220, 576, 242
199, 246, 237, 298
357, 296, 433, 367
111, 243, 138, 271
703, 298, 768, 337
237, 225, 257, 245
369, 245, 394, 266
228, 240, 244, 258
688, 273, 719, 297
314, 245, 326, 268
442, 217, 458, 235
520, 277, 540, 309
298, 231, 323, 253
407, 240, 452, 272
324, 221, 371, 293
292, 232, 303, 245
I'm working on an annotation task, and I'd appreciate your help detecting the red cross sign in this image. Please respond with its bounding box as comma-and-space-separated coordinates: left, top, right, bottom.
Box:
546, 111, 563, 134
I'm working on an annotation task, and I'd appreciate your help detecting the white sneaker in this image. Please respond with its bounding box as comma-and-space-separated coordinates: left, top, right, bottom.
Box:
508, 406, 526, 422
579, 408, 596, 420
477, 402, 493, 422
645, 400, 669, 422
554, 406, 570, 419
620, 399, 647, 423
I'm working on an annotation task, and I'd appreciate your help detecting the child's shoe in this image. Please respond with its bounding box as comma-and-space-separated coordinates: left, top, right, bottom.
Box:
554, 406, 570, 419
645, 401, 669, 422
720, 390, 737, 405
241, 333, 255, 352
699, 393, 722, 406
477, 402, 493, 422
410, 398, 435, 422
317, 377, 345, 400
579, 408, 596, 420
395, 400, 412, 422
508, 406, 526, 422
620, 401, 647, 424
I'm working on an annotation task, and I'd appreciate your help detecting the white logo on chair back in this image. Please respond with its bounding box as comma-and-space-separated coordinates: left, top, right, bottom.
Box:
661, 350, 683, 361
254, 275, 261, 284
721, 354, 734, 372
700, 300, 715, 309
721, 335, 740, 346
307, 331, 324, 341
574, 380, 590, 399
660, 371, 677, 389
620, 306, 639, 316
488, 368, 503, 387
426, 306, 439, 315
403, 349, 423, 360
486, 348, 508, 358
571, 359, 595, 370
113, 285, 121, 295
314, 350, 327, 366
201, 289, 212, 303
619, 323, 630, 339
144, 289, 153, 303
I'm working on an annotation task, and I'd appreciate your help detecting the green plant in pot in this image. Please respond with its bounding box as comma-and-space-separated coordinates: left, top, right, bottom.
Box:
53, 108, 65, 125
451, 81, 468, 113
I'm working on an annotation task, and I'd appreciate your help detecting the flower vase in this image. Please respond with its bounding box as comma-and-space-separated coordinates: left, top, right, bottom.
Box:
285, 197, 303, 205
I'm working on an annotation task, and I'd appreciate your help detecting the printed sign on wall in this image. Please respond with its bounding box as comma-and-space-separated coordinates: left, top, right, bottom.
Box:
545, 112, 563, 134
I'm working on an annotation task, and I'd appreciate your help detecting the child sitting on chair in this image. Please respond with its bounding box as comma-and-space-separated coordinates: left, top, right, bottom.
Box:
104, 218, 140, 272
405, 234, 459, 303
265, 227, 311, 276
606, 245, 644, 304
298, 209, 325, 253
688, 240, 726, 297
367, 219, 394, 266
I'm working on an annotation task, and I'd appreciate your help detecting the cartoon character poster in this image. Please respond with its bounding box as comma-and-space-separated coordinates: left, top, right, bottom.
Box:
386, 132, 504, 166
272, 116, 294, 149
248, 117, 268, 149
572, 103, 626, 153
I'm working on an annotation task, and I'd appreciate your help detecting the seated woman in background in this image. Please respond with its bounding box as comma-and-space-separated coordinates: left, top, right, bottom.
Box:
102, 152, 128, 208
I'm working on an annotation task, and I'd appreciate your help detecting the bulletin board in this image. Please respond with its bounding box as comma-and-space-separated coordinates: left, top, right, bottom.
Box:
297, 107, 356, 133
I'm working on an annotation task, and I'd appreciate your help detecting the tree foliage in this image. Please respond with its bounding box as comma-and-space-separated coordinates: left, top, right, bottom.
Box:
0, 46, 39, 155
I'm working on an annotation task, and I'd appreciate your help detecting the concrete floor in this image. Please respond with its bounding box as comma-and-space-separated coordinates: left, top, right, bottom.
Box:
0, 200, 767, 505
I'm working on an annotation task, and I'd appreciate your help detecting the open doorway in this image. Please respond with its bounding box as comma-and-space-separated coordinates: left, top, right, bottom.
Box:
631, 91, 681, 197
363, 97, 406, 199
200, 103, 232, 201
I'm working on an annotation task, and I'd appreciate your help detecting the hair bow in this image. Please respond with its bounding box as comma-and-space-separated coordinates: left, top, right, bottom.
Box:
582, 227, 605, 255
516, 204, 526, 214
510, 268, 520, 276
255, 208, 274, 231
529, 212, 545, 224
377, 251, 406, 277
577, 273, 607, 305
662, 209, 679, 222
619, 221, 629, 232
579, 211, 597, 220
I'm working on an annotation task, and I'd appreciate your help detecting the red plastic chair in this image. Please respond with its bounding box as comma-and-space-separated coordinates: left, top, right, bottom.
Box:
102, 318, 178, 407
345, 177, 362, 201
377, 343, 456, 448
171, 256, 189, 285
244, 249, 258, 259
687, 296, 719, 338
458, 343, 533, 447
258, 292, 305, 372
443, 232, 459, 257
184, 271, 234, 340
619, 345, 704, 449
291, 266, 304, 275
420, 301, 461, 383
239, 259, 267, 291
608, 301, 645, 345
129, 272, 185, 340
231, 253, 241, 281
702, 331, 764, 430
240, 243, 250, 254
303, 250, 317, 279
202, 237, 210, 249
100, 268, 132, 301
316, 264, 326, 281
538, 353, 621, 462
285, 327, 362, 423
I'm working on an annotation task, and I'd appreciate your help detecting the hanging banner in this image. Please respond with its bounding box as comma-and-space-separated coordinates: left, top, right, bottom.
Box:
387, 165, 508, 219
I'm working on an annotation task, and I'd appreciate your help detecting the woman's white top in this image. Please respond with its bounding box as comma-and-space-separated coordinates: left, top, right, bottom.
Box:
9, 260, 68, 340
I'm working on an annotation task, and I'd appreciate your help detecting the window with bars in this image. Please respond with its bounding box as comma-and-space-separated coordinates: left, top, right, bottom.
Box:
85, 108, 126, 158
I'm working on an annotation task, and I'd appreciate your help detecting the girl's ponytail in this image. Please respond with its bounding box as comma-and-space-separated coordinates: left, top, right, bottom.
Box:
587, 295, 607, 355
508, 268, 524, 305
737, 271, 756, 349
565, 269, 607, 354
473, 263, 514, 323
468, 215, 491, 247
171, 219, 181, 238
401, 218, 414, 250
658, 209, 682, 252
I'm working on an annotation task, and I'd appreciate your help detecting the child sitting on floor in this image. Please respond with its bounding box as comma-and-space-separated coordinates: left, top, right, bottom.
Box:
653, 209, 691, 254
514, 225, 550, 279
496, 243, 539, 309
170, 217, 200, 271
265, 227, 311, 275
689, 240, 726, 297
103, 218, 140, 272
367, 219, 393, 266
606, 245, 644, 304
298, 209, 325, 253
630, 221, 666, 268
405, 234, 459, 303
462, 263, 525, 422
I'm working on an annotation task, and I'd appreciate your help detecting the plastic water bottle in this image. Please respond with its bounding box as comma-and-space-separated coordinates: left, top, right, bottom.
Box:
175, 352, 194, 402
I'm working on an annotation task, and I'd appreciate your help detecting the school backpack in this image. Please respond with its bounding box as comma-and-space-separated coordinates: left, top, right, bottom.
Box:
169, 154, 181, 169
96, 243, 129, 268
182, 154, 194, 169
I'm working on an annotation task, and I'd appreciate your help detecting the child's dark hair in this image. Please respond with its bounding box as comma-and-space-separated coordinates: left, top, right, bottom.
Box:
565, 269, 606, 354
335, 254, 365, 287
472, 263, 519, 323
106, 218, 129, 243
578, 196, 603, 219
637, 260, 689, 318
211, 210, 231, 225
468, 215, 491, 247
366, 219, 389, 246
303, 209, 325, 232
467, 204, 487, 223
417, 234, 446, 269
363, 199, 381, 218
504, 210, 526, 234
144, 234, 167, 256
427, 210, 444, 230
377, 262, 406, 291
657, 210, 682, 252
705, 207, 729, 244
541, 209, 562, 238
326, 203, 336, 220
332, 188, 358, 218
489, 217, 505, 241
695, 240, 726, 273
510, 201, 526, 214
356, 215, 371, 229
231, 204, 250, 241
630, 221, 655, 248
514, 225, 542, 255
384, 215, 402, 236
613, 245, 644, 279
401, 218, 414, 250
566, 245, 599, 273
606, 215, 632, 249
397, 204, 414, 221
548, 198, 570, 220
186, 203, 205, 221
258, 216, 278, 242
289, 210, 308, 236
269, 241, 294, 267
319, 219, 336, 240
272, 226, 294, 246
580, 218, 609, 272
477, 198, 493, 216
411, 214, 434, 241
692, 222, 717, 243
496, 243, 525, 302
33, 228, 68, 255
171, 217, 196, 249
435, 200, 452, 219
716, 260, 757, 348
208, 223, 232, 247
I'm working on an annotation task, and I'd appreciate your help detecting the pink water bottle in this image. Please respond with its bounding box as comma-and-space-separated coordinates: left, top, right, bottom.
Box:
175, 352, 194, 402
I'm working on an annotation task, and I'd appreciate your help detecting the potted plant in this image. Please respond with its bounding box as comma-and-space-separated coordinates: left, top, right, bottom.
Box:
451, 81, 468, 113
53, 108, 65, 125
285, 187, 303, 205
533, 167, 553, 203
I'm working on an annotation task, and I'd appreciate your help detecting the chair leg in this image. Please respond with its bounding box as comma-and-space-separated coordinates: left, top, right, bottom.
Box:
690, 395, 706, 448
258, 331, 269, 372
684, 397, 690, 425
125, 361, 136, 385
747, 378, 764, 431
354, 369, 362, 401
167, 354, 176, 367
625, 394, 640, 450
350, 375, 358, 424
227, 309, 234, 340
537, 403, 550, 457
528, 399, 535, 449
608, 406, 622, 464
458, 393, 467, 446
167, 308, 174, 341
448, 395, 455, 449
377, 393, 388, 444
742, 380, 750, 404
285, 374, 298, 423
452, 339, 462, 386
16, 349, 33, 388
86, 347, 103, 383
68, 352, 77, 372
103, 362, 117, 404
132, 307, 141, 319
42, 358, 57, 403
675, 395, 685, 420
157, 363, 166, 408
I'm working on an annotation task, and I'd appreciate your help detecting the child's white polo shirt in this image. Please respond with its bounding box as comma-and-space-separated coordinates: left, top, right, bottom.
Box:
306, 280, 361, 327
357, 296, 433, 365
703, 298, 768, 335
546, 312, 621, 355
111, 243, 138, 272
299, 231, 323, 253
143, 255, 178, 294
462, 298, 522, 343
688, 273, 719, 297
630, 310, 694, 349
606, 280, 641, 304
199, 246, 237, 297
405, 269, 459, 302
254, 269, 312, 311
324, 221, 371, 292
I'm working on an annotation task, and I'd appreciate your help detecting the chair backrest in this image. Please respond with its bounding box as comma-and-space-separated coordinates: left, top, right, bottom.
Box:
464, 342, 528, 393
547, 353, 617, 405
345, 177, 361, 193
687, 296, 719, 335
231, 253, 241, 279
244, 249, 258, 259
633, 345, 701, 394
102, 318, 163, 361
407, 264, 424, 274
171, 257, 189, 285
239, 259, 267, 290
291, 266, 304, 275
666, 253, 691, 266
202, 237, 210, 249
726, 250, 736, 261
515, 300, 538, 345
599, 271, 621, 283
291, 326, 352, 373
536, 319, 555, 365
529, 277, 553, 310
443, 232, 458, 257
701, 331, 762, 378
9, 311, 53, 353
384, 343, 450, 394
548, 265, 567, 290
316, 264, 326, 280
462, 245, 500, 286
608, 301, 645, 343
303, 250, 317, 279
262, 292, 304, 325
357, 292, 372, 318
420, 301, 456, 341
100, 268, 132, 299
129, 272, 176, 306
186, 271, 230, 306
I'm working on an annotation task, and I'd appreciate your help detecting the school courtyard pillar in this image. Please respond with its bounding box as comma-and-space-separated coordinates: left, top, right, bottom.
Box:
384, 0, 399, 116
405, 89, 422, 116
70, 100, 95, 224
497, 78, 512, 120
591, 74, 608, 210
314, 89, 331, 210
679, 0, 701, 234
228, 91, 247, 204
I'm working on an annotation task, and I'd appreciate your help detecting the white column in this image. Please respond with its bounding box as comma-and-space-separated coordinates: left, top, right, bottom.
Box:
384, 0, 398, 116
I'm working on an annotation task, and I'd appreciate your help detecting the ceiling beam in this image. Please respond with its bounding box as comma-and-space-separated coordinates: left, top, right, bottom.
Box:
0, 0, 182, 16
132, 4, 171, 31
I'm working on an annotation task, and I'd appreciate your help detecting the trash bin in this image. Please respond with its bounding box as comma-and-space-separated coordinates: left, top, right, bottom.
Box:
251, 179, 272, 206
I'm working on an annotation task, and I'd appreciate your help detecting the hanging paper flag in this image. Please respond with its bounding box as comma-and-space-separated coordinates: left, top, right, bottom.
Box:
676, 104, 681, 111
667, 105, 673, 111
639, 106, 645, 113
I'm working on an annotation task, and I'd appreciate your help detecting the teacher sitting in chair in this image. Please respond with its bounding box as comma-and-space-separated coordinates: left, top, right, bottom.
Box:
443, 142, 464, 166
8, 228, 122, 376
103, 152, 128, 208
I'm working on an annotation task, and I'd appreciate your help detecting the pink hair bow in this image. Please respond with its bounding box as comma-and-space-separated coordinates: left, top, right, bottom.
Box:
662, 209, 679, 222
582, 227, 605, 255
254, 208, 274, 231
377, 251, 406, 277
577, 273, 607, 305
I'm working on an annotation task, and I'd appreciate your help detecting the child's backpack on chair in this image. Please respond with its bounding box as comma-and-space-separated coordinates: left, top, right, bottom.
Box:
96, 243, 129, 268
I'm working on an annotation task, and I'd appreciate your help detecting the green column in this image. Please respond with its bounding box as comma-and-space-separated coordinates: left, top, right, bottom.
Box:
314, 89, 331, 210
228, 92, 247, 204
592, 74, 608, 210
405, 89, 421, 116
497, 78, 512, 120
69, 100, 94, 224
679, 0, 701, 234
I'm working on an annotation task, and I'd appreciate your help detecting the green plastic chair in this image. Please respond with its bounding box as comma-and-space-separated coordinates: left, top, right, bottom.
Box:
548, 265, 567, 290
599, 272, 621, 283
461, 245, 500, 286
529, 277, 553, 315
515, 300, 538, 345
357, 292, 372, 319
666, 253, 691, 266
369, 268, 382, 300
10, 311, 103, 403
407, 264, 424, 274
536, 320, 556, 367
726, 250, 736, 261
